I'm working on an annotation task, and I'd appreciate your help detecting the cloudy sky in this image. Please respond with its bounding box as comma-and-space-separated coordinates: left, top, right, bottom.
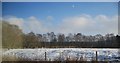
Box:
2, 2, 118, 35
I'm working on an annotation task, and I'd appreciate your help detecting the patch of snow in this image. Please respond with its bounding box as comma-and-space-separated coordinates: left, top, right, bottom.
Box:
2, 48, 120, 61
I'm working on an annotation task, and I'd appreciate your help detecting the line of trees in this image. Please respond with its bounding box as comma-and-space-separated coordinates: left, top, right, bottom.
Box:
24, 32, 116, 43
2, 21, 119, 48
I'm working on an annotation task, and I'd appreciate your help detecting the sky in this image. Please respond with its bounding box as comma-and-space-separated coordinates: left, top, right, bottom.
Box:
2, 0, 120, 2
2, 2, 118, 35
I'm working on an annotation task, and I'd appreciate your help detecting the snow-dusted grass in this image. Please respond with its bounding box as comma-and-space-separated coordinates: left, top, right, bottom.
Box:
2, 48, 120, 61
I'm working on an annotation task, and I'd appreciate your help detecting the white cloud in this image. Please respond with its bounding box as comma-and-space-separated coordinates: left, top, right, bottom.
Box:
94, 15, 118, 35
58, 14, 94, 34
3, 16, 24, 29
22, 16, 50, 34
3, 14, 118, 35
3, 16, 48, 34
46, 16, 54, 21
57, 14, 118, 35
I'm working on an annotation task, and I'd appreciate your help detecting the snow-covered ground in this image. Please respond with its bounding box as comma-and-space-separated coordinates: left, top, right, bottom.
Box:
2, 48, 120, 61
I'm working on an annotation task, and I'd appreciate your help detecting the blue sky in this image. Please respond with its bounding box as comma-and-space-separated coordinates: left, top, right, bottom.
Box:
3, 2, 118, 20
2, 2, 118, 35
2, 0, 120, 2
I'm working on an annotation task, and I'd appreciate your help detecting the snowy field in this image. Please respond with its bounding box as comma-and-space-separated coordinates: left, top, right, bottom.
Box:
2, 48, 120, 61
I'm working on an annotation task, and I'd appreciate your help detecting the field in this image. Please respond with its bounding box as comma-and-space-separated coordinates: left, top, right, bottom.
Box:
2, 48, 119, 62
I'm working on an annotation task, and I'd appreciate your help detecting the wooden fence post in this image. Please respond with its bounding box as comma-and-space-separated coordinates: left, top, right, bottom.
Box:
45, 52, 47, 61
96, 51, 98, 62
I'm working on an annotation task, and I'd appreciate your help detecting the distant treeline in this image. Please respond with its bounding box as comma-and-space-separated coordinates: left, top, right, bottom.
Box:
23, 38, 119, 48
2, 21, 120, 48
